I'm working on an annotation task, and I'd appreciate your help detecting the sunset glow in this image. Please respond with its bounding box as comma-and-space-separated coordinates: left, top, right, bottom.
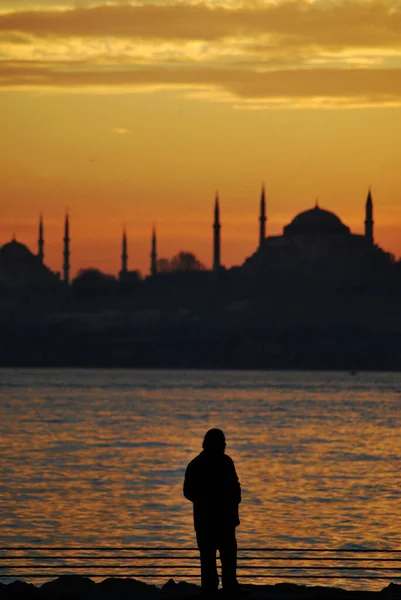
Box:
2, 0, 401, 276
2, 369, 401, 588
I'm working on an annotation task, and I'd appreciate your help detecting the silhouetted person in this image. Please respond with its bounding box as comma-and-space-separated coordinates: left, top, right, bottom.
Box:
184, 429, 241, 594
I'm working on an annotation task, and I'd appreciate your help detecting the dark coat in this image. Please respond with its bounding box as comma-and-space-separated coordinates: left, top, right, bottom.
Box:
183, 449, 241, 532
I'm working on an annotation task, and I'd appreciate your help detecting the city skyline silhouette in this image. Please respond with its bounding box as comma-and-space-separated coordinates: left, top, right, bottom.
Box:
0, 185, 397, 280
1, 0, 401, 276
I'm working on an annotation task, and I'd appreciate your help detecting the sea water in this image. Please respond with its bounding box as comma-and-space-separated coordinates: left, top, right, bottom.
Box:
1, 368, 400, 589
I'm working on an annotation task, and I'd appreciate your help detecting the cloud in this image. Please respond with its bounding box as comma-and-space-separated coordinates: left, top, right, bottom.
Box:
0, 1, 400, 107
0, 1, 400, 48
0, 31, 31, 43
1, 60, 401, 103
0, 0, 73, 9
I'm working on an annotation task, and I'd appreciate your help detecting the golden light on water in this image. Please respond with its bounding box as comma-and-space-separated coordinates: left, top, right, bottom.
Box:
1, 369, 401, 589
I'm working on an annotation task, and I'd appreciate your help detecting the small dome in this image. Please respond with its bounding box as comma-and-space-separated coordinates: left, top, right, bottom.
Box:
0, 239, 38, 261
284, 205, 350, 236
0, 239, 58, 287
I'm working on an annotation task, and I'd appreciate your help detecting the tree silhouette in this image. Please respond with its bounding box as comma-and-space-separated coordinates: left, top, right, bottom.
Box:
171, 251, 206, 271
156, 258, 171, 273
157, 252, 206, 273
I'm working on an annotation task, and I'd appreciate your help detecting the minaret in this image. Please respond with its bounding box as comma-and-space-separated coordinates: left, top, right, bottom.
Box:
121, 229, 128, 276
150, 226, 157, 276
213, 192, 221, 272
38, 213, 44, 263
365, 188, 374, 245
259, 183, 266, 248
63, 212, 70, 285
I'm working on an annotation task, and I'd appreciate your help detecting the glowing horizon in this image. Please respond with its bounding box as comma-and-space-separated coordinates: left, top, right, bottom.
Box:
1, 0, 400, 277
2, 186, 398, 278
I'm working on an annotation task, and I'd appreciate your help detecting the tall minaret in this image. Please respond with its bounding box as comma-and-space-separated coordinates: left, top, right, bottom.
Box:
121, 229, 128, 276
38, 213, 44, 263
213, 192, 221, 272
365, 188, 374, 245
151, 226, 157, 276
259, 183, 266, 248
63, 212, 70, 285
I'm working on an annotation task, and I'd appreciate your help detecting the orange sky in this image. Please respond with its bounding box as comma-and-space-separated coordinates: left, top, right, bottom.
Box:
1, 0, 401, 277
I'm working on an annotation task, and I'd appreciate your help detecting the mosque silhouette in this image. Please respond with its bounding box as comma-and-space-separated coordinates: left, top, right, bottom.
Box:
0, 186, 393, 288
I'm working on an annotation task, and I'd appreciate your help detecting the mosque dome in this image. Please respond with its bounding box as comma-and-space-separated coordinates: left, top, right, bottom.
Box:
0, 239, 57, 287
284, 205, 350, 236
0, 239, 37, 261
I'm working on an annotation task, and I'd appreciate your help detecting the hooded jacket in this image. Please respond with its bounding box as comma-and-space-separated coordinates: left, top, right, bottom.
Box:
183, 449, 241, 532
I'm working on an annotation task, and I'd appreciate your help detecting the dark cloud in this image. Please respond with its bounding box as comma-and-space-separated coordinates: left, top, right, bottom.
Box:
0, 1, 400, 48
1, 1, 400, 104
1, 60, 401, 103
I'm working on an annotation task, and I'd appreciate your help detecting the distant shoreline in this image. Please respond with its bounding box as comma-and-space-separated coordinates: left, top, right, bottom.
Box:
0, 364, 400, 373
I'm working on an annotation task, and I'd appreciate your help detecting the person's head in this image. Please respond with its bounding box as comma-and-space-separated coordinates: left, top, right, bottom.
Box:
202, 428, 226, 454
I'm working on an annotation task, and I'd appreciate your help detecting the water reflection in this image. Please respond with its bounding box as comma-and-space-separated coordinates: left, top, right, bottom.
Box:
1, 369, 401, 589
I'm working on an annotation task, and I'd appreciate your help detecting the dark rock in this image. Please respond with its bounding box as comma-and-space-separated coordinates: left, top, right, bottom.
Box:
240, 584, 277, 600
380, 584, 401, 596
161, 579, 201, 597
161, 580, 177, 593
2, 580, 41, 599
273, 583, 309, 595
243, 582, 349, 600
300, 584, 349, 597
40, 575, 96, 598
96, 577, 160, 599
2, 577, 398, 600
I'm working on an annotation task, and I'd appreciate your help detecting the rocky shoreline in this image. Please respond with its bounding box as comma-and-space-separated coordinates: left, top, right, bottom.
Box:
1, 577, 401, 600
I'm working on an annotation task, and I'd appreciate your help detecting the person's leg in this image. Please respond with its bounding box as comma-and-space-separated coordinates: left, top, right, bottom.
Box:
219, 527, 239, 591
196, 530, 219, 592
